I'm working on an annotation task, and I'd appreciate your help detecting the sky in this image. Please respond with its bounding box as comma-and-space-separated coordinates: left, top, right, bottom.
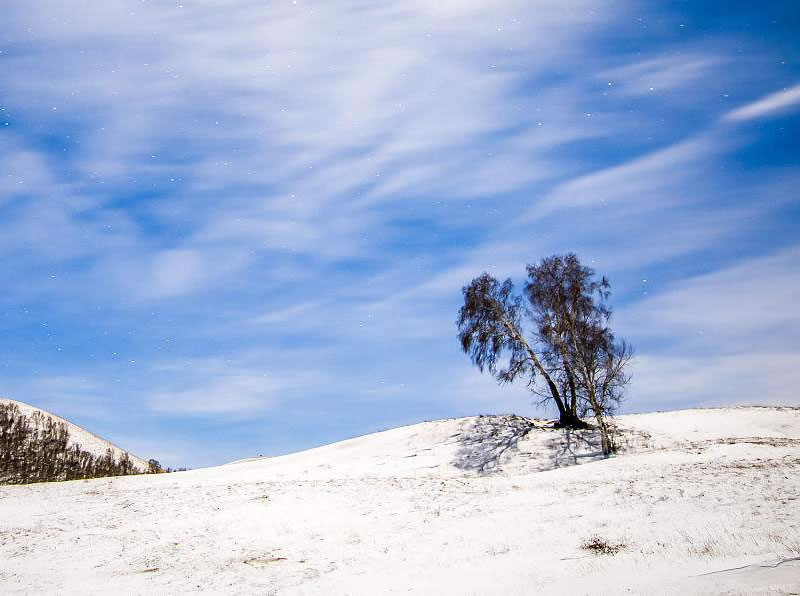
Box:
1, 1, 798, 468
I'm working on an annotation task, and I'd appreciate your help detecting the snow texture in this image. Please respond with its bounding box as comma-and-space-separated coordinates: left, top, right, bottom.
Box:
1, 406, 799, 594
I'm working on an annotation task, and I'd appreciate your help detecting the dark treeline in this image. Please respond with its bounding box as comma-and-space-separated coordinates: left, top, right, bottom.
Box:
0, 402, 142, 484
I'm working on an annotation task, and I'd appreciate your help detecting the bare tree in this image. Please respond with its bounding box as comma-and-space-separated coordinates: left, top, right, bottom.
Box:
457, 254, 633, 453
525, 254, 633, 453
457, 273, 587, 428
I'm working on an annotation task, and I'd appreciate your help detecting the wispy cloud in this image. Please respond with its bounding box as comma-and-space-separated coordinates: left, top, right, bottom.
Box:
147, 374, 280, 415
0, 0, 626, 300
618, 244, 800, 352
599, 54, 722, 97
1, 0, 798, 464
0, 375, 120, 425
617, 245, 800, 408
722, 82, 800, 122
528, 135, 716, 218
630, 352, 800, 409
146, 357, 323, 415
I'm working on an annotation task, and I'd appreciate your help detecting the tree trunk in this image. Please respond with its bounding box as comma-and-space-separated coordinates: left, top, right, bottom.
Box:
499, 317, 573, 424
590, 405, 615, 456
543, 376, 569, 423
563, 362, 579, 417
555, 410, 591, 429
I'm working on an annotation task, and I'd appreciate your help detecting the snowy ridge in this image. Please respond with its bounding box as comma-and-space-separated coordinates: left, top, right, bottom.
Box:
0, 397, 148, 472
1, 406, 799, 594
219, 406, 800, 480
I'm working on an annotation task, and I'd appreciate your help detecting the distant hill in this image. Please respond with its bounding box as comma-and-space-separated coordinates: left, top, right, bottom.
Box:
0, 397, 149, 484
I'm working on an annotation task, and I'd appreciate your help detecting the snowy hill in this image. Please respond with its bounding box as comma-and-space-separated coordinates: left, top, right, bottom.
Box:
0, 397, 149, 472
1, 407, 798, 594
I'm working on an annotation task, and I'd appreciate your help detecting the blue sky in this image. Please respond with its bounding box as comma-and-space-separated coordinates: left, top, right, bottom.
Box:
1, 1, 798, 467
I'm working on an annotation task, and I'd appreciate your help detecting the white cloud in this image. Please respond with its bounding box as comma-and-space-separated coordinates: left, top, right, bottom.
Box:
2, 0, 798, 454
145, 355, 327, 415
1, 0, 622, 278
529, 135, 715, 218
147, 374, 280, 415
618, 245, 800, 351
722, 82, 800, 122
0, 150, 53, 200
616, 245, 800, 409
146, 249, 208, 298
599, 54, 722, 96
0, 376, 113, 421
629, 352, 800, 410
249, 301, 320, 326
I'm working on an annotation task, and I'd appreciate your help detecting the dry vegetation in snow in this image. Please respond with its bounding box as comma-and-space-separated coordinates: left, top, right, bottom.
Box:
0, 401, 147, 484
0, 398, 149, 475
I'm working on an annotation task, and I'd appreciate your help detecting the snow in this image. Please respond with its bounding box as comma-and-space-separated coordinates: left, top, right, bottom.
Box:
0, 397, 149, 472
1, 406, 798, 594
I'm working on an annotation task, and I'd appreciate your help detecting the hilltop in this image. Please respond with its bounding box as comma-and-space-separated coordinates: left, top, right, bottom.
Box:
1, 406, 798, 594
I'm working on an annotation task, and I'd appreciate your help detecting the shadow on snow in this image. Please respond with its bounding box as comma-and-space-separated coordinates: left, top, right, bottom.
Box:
452, 415, 606, 474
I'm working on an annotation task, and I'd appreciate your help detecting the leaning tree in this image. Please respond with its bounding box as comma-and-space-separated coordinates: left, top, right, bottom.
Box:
457, 253, 633, 455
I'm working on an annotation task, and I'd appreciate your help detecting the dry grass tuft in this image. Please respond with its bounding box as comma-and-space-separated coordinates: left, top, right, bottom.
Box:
581, 536, 626, 555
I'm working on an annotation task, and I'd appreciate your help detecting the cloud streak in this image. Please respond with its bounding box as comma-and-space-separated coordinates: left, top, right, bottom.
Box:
1, 0, 798, 465
616, 245, 800, 408
723, 82, 800, 122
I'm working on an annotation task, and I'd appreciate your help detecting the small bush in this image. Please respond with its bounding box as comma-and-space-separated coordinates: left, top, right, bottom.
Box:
580, 536, 626, 555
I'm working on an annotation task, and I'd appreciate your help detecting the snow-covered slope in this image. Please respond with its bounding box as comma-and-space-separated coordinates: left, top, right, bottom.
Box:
0, 397, 148, 472
1, 407, 798, 594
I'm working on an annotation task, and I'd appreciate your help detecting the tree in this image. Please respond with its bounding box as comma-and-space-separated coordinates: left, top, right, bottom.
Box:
525, 254, 633, 454
457, 254, 633, 454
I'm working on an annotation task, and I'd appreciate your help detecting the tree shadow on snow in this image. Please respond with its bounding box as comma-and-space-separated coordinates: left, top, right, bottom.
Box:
452, 416, 606, 474
545, 428, 604, 469
452, 415, 536, 474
